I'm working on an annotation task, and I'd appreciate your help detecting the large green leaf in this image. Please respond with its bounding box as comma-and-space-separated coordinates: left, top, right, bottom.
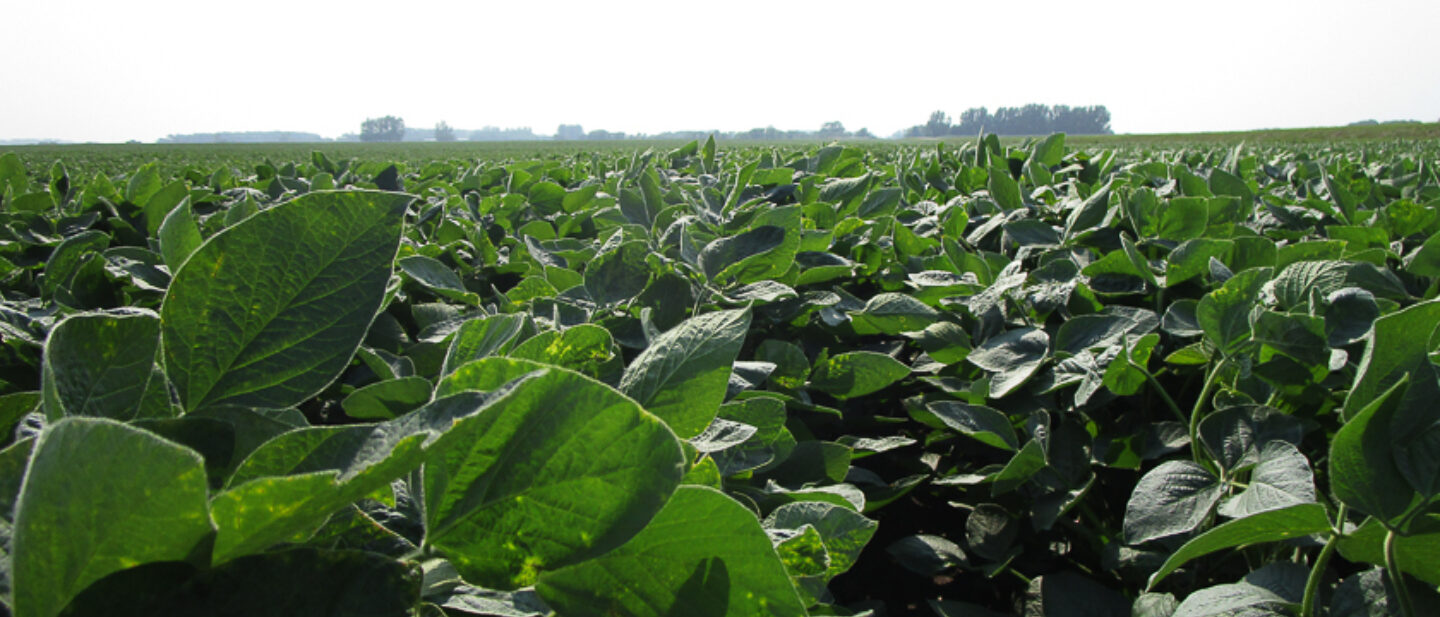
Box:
12, 418, 212, 617
849, 292, 941, 336
1216, 442, 1316, 518
398, 254, 480, 305
1123, 460, 1223, 545
925, 401, 1018, 451
764, 501, 877, 579
1196, 267, 1270, 355
584, 240, 651, 305
211, 391, 516, 563
41, 310, 166, 421
809, 351, 910, 399
536, 486, 807, 617
699, 226, 787, 285
1147, 503, 1331, 588
1343, 299, 1440, 499
619, 309, 750, 439
157, 197, 203, 271
1330, 378, 1420, 526
161, 190, 411, 412
425, 367, 685, 589
968, 327, 1049, 398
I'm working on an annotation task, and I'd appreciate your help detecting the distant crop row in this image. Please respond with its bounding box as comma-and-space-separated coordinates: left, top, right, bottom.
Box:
0, 134, 1438, 617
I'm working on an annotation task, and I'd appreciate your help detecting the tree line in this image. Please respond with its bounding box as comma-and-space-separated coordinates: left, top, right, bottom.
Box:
903, 104, 1112, 137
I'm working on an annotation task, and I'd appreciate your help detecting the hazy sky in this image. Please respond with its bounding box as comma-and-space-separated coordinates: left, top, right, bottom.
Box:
3, 0, 1437, 142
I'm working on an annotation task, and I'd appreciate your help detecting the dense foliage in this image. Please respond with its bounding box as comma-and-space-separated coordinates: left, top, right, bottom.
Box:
1, 133, 1439, 617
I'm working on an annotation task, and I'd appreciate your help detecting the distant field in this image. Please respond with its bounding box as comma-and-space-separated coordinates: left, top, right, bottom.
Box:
1072, 121, 1440, 146
3, 123, 1436, 178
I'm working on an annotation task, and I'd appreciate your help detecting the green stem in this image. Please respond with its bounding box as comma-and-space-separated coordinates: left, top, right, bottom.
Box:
1386, 528, 1417, 617
1189, 357, 1228, 467
1141, 366, 1187, 423
1300, 504, 1345, 617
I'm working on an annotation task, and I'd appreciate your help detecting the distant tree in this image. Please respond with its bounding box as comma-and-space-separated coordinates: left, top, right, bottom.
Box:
854, 127, 875, 139
555, 124, 585, 140
361, 116, 405, 142
819, 121, 847, 139
925, 111, 952, 137
435, 121, 456, 142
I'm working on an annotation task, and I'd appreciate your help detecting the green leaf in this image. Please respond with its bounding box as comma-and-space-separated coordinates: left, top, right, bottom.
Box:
398, 255, 480, 305
849, 292, 940, 336
340, 376, 432, 420
1405, 231, 1440, 277
1209, 169, 1253, 203
1170, 580, 1293, 617
426, 368, 685, 589
1330, 377, 1420, 526
925, 401, 1018, 451
887, 534, 967, 576
161, 190, 411, 412
1103, 333, 1159, 396
773, 524, 829, 578
1197, 405, 1306, 472
442, 314, 529, 376
755, 340, 810, 390
619, 309, 751, 439
808, 351, 910, 399
58, 547, 422, 617
1197, 267, 1270, 355
142, 180, 188, 236
12, 418, 212, 617
764, 501, 877, 579
1167, 238, 1233, 287
0, 152, 27, 196
584, 240, 651, 305
1054, 308, 1160, 355
1147, 502, 1330, 588
710, 398, 793, 476
992, 439, 1047, 495
124, 163, 163, 206
536, 486, 807, 617
1324, 287, 1380, 347
436, 357, 550, 397
964, 503, 1019, 561
987, 166, 1022, 211
1344, 299, 1440, 421
41, 310, 166, 421
1251, 310, 1328, 366
507, 323, 615, 375
1123, 460, 1223, 544
1158, 197, 1209, 242
41, 230, 109, 301
157, 197, 203, 272
1132, 593, 1180, 617
1337, 516, 1440, 587
1217, 442, 1317, 518
968, 327, 1049, 399
700, 226, 794, 286
212, 391, 514, 564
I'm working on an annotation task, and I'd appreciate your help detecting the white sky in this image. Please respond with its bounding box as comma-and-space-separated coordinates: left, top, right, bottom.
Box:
3, 0, 1437, 142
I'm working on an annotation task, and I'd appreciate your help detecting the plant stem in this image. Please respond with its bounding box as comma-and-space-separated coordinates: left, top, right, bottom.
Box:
1189, 357, 1228, 467
1142, 366, 1187, 423
1386, 528, 1417, 617
1299, 504, 1345, 617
